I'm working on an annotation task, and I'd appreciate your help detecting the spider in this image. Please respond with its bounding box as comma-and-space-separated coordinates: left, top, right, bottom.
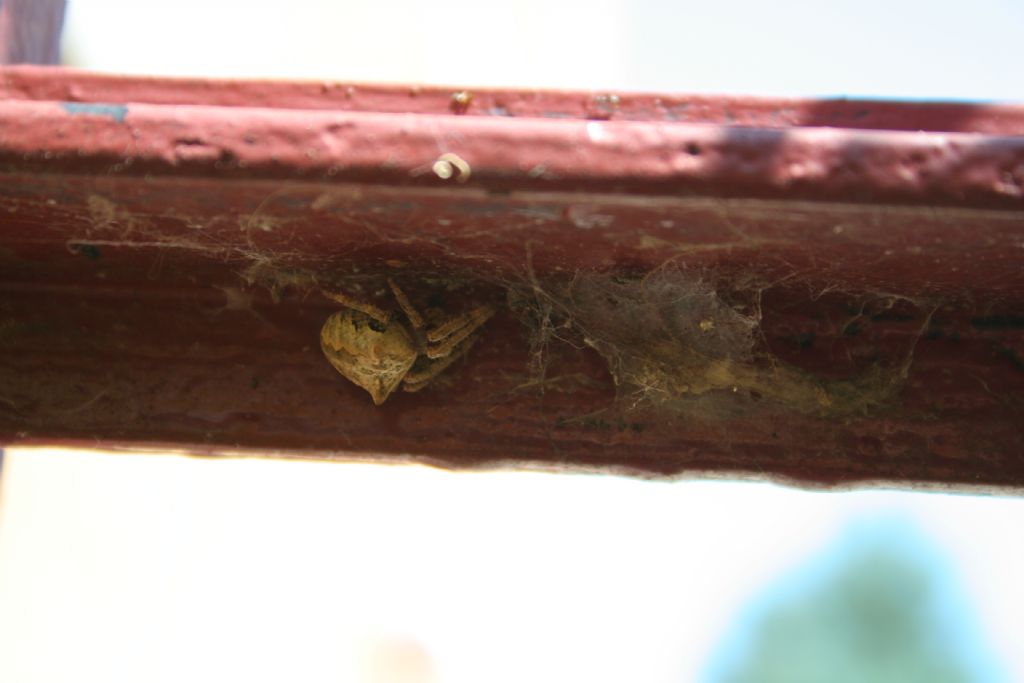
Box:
320, 279, 495, 405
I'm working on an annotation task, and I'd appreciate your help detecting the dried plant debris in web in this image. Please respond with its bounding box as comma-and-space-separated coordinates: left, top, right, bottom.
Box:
507, 264, 934, 420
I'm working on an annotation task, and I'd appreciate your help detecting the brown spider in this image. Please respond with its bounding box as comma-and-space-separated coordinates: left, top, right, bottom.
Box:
320, 279, 494, 405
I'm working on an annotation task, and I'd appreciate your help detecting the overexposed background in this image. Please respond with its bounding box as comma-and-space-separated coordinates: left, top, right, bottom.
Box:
61, 0, 1024, 100
2, 450, 1022, 683
3, 1, 1024, 682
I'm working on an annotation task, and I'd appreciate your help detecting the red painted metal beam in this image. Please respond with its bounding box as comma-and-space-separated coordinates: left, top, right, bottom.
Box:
1, 66, 1022, 488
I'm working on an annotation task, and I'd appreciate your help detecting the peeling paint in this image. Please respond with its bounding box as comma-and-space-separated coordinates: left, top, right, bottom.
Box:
60, 102, 128, 123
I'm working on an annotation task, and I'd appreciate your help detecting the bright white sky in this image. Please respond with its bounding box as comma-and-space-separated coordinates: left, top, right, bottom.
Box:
62, 0, 1024, 100
1, 450, 1022, 683
2, 2, 1022, 682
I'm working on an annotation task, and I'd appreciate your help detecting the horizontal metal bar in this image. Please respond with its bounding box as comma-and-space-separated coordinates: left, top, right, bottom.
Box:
1, 66, 1022, 488
4, 65, 1024, 135
1, 92, 1023, 210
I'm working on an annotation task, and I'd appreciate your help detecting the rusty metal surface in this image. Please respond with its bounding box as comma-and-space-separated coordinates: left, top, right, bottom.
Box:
1, 66, 1022, 487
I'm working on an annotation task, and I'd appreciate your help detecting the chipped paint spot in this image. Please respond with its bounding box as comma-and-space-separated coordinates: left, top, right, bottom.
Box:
450, 91, 473, 114
567, 204, 615, 229
513, 206, 561, 219
586, 121, 608, 143
66, 241, 102, 260
61, 102, 129, 123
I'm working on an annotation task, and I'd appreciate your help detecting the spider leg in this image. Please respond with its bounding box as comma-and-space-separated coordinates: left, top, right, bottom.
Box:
425, 305, 495, 359
403, 333, 482, 392
387, 278, 426, 329
320, 289, 389, 324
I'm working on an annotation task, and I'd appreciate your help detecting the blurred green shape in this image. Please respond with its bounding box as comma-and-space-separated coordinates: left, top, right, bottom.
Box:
708, 518, 1003, 683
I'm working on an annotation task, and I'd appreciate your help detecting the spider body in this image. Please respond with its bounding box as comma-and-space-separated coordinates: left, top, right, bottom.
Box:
320, 279, 494, 405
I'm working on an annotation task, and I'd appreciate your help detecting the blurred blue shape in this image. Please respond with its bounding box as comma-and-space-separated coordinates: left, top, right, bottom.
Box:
700, 514, 1008, 683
